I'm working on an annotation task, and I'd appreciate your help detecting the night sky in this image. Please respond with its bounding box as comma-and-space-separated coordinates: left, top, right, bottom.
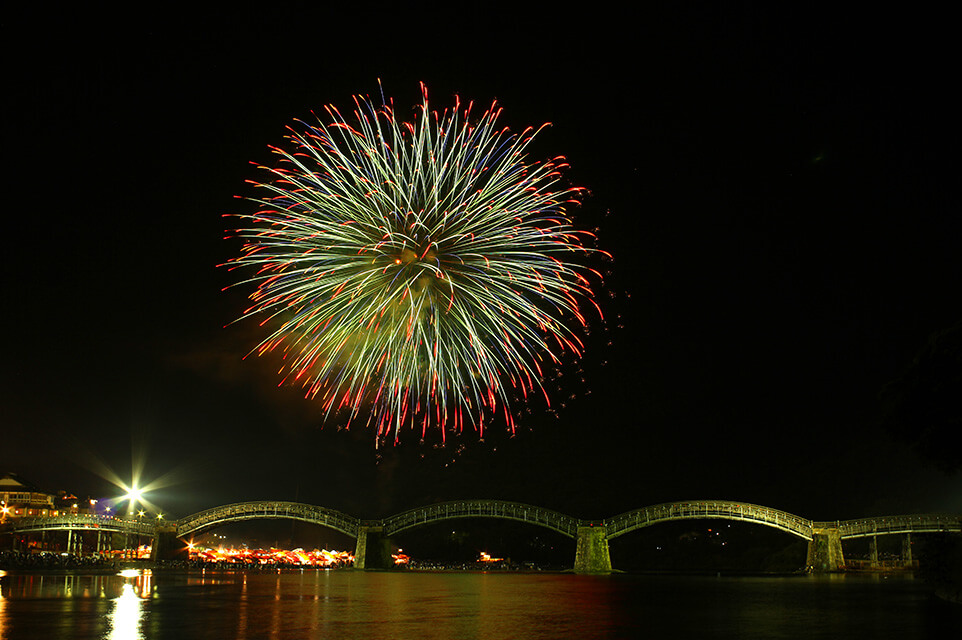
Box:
3, 7, 959, 526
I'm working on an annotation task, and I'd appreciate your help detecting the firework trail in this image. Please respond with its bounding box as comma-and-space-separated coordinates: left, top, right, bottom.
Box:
226, 82, 605, 443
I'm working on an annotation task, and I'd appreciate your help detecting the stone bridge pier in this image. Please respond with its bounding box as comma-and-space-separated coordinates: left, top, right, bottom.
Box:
151, 525, 186, 561
354, 524, 392, 570
807, 527, 845, 572
574, 525, 612, 574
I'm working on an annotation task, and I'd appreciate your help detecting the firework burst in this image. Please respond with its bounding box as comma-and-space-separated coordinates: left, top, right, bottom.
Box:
226, 82, 605, 443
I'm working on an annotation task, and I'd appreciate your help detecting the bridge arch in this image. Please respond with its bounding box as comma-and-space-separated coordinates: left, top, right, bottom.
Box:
604, 500, 815, 541
176, 501, 359, 539
382, 500, 581, 538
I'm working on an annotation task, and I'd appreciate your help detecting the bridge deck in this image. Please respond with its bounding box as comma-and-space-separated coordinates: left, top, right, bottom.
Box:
176, 501, 359, 538
2, 501, 959, 542
605, 501, 815, 540
836, 514, 962, 539
0, 514, 155, 536
383, 500, 581, 538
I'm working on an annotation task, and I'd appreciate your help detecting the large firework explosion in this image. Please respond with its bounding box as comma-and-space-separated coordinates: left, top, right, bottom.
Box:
226, 83, 604, 444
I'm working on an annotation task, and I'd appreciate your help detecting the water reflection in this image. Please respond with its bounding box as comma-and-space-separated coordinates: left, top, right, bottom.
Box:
0, 570, 953, 639
0, 570, 6, 634
107, 584, 144, 640
106, 570, 151, 640
237, 573, 248, 640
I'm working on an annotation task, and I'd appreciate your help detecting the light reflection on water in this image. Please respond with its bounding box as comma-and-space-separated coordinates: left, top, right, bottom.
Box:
0, 570, 958, 639
0, 570, 6, 636
107, 583, 144, 640
106, 570, 151, 640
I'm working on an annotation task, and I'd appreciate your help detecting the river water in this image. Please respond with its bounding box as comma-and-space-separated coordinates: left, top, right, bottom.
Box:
0, 569, 958, 639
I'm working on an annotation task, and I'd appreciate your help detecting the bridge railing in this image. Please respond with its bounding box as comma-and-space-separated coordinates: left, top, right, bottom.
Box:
837, 514, 962, 539
176, 501, 359, 538
605, 500, 815, 540
0, 514, 156, 536
5, 501, 959, 545
383, 500, 581, 538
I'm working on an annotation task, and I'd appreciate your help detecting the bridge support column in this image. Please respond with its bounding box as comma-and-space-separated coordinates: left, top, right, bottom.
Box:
902, 533, 913, 568
574, 525, 612, 574
869, 534, 879, 568
150, 525, 185, 562
354, 525, 392, 570
807, 527, 845, 572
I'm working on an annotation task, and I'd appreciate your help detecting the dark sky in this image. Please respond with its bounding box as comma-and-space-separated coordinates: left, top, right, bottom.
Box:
3, 7, 959, 524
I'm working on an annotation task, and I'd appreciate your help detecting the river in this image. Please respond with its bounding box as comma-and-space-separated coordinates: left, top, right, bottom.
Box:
0, 569, 958, 639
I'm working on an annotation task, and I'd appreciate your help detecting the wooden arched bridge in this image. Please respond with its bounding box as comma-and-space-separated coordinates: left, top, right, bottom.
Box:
2, 499, 959, 573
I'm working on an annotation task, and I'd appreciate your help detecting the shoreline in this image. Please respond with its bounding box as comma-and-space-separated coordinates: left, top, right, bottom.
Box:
0, 565, 919, 578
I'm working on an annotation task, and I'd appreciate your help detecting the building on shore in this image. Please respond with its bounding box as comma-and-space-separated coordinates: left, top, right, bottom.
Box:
0, 472, 59, 519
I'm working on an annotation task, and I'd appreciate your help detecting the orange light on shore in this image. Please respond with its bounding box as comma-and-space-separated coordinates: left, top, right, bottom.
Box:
188, 545, 354, 567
